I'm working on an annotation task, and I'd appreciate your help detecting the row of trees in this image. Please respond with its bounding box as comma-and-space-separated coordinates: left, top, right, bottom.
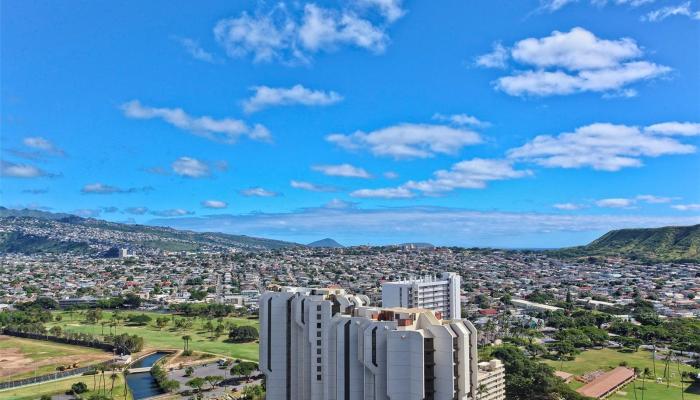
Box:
150, 364, 180, 393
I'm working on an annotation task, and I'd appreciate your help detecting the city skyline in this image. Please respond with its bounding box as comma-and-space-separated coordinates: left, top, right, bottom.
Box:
2, 0, 700, 247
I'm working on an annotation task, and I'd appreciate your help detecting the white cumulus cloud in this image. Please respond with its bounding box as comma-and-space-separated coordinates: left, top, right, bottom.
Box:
290, 180, 337, 192
1, 161, 53, 178
121, 100, 271, 144
172, 157, 211, 178
240, 187, 280, 197
507, 122, 696, 171
202, 200, 228, 209
326, 123, 482, 159
312, 163, 371, 178
350, 187, 414, 199
479, 28, 671, 97
243, 84, 342, 113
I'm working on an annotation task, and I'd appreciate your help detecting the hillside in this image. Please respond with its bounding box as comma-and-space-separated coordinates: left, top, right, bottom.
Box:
552, 224, 700, 263
0, 207, 299, 255
308, 238, 344, 248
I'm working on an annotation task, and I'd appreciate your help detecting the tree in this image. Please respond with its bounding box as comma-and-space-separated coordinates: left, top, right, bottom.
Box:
71, 381, 89, 394
126, 313, 152, 325
228, 326, 259, 343
161, 379, 180, 392
204, 375, 223, 389
187, 377, 205, 393
155, 316, 169, 330
49, 325, 62, 337
182, 335, 192, 352
109, 372, 118, 395
241, 384, 265, 400
231, 361, 258, 379
184, 366, 195, 377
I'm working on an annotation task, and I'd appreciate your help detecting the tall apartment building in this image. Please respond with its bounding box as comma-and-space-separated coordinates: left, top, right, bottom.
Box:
477, 359, 506, 400
381, 272, 462, 320
259, 286, 480, 400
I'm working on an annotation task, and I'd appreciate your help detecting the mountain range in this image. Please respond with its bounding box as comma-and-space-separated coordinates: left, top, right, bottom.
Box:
1, 207, 698, 262
553, 224, 700, 263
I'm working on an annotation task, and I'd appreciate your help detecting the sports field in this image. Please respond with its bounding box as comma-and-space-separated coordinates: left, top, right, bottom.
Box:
47, 310, 260, 361
0, 372, 131, 400
0, 336, 113, 383
544, 348, 700, 400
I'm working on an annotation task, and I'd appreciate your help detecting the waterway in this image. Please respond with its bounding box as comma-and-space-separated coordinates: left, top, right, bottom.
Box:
125, 352, 169, 399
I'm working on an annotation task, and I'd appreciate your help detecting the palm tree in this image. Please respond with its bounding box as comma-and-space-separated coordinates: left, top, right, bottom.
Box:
123, 369, 130, 399
182, 335, 192, 352
110, 372, 118, 395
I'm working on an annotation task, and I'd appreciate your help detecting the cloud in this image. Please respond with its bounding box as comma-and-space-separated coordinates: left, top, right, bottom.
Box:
635, 194, 673, 204
178, 37, 217, 63
359, 0, 406, 22
240, 187, 280, 197
202, 200, 228, 209
432, 113, 490, 127
150, 208, 195, 217
101, 206, 119, 213
324, 198, 357, 209
312, 163, 371, 178
172, 157, 211, 178
121, 100, 271, 144
480, 28, 671, 97
540, 0, 657, 12
595, 198, 635, 208
298, 4, 388, 53
475, 42, 509, 68
124, 207, 149, 215
23, 137, 65, 156
213, 1, 402, 64
554, 203, 584, 210
507, 122, 696, 171
74, 209, 101, 218
644, 2, 700, 21
144, 166, 169, 175
326, 123, 482, 159
383, 171, 399, 179
350, 187, 414, 199
290, 180, 337, 192
402, 158, 532, 194
539, 0, 578, 12
672, 203, 700, 211
81, 183, 153, 194
151, 205, 700, 247
21, 188, 49, 195
1, 160, 53, 178
645, 122, 700, 136
243, 84, 343, 113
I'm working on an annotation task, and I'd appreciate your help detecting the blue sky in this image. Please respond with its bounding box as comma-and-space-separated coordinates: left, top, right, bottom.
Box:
2, 0, 699, 247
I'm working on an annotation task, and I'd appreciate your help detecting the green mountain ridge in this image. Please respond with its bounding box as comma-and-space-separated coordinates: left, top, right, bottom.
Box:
0, 207, 300, 254
552, 224, 700, 263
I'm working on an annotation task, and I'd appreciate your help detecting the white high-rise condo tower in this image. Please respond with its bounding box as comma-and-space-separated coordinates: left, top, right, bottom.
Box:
381, 272, 462, 320
259, 286, 480, 400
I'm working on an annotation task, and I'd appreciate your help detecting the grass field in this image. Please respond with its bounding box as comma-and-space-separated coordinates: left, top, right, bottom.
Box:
543, 348, 700, 400
0, 372, 131, 400
0, 336, 112, 383
47, 310, 260, 361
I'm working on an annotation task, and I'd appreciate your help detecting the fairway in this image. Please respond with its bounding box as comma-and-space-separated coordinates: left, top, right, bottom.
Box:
47, 310, 260, 361
543, 348, 700, 400
0, 336, 113, 383
0, 371, 131, 400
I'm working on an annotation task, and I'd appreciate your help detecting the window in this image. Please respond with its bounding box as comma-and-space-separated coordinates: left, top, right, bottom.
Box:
317, 305, 322, 311
317, 314, 322, 320
317, 348, 322, 355
317, 357, 322, 363
317, 322, 322, 329
317, 366, 322, 372
317, 331, 321, 337
317, 340, 322, 346
317, 375, 322, 381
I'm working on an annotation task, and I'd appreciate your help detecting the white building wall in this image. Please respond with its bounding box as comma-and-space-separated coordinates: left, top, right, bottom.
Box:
386, 330, 424, 400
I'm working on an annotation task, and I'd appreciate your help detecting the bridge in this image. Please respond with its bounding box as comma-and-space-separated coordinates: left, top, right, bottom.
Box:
127, 367, 152, 373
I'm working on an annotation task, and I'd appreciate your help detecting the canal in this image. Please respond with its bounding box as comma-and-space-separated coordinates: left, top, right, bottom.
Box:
125, 352, 169, 399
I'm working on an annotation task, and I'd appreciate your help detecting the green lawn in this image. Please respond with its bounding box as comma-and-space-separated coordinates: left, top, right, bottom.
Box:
0, 372, 131, 400
0, 336, 112, 383
47, 310, 260, 361
543, 348, 700, 400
